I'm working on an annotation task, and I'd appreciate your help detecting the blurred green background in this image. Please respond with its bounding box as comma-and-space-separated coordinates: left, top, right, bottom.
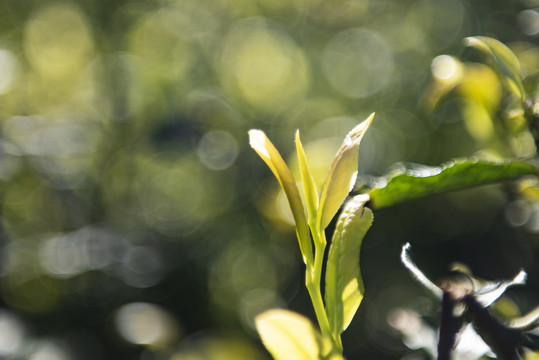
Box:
0, 0, 538, 359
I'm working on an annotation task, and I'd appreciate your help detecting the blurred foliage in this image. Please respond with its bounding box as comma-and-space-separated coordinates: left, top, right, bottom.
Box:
0, 0, 537, 359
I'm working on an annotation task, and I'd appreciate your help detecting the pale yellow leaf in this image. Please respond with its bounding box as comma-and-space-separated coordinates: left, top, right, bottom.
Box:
296, 130, 319, 227
317, 114, 374, 230
255, 309, 326, 360
325, 195, 373, 335
249, 130, 313, 264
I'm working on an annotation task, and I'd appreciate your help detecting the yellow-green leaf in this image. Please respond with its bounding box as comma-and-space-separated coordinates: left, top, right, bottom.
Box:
464, 36, 525, 101
255, 309, 335, 360
325, 195, 373, 335
317, 114, 374, 230
249, 130, 313, 264
296, 130, 319, 228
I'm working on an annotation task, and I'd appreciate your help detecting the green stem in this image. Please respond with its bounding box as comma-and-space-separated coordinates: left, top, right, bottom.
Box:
305, 228, 342, 352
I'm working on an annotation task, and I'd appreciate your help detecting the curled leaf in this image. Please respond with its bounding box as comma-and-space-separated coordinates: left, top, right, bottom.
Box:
464, 36, 525, 101
473, 270, 526, 308
401, 243, 444, 299
318, 113, 374, 230
249, 130, 313, 264
255, 309, 339, 360
325, 194, 373, 335
401, 243, 527, 307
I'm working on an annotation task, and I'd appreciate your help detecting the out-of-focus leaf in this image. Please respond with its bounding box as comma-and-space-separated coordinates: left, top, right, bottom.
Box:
296, 130, 319, 228
355, 158, 538, 209
509, 306, 539, 330
523, 350, 539, 360
249, 130, 313, 264
519, 178, 539, 201
255, 309, 338, 360
474, 270, 527, 307
464, 36, 525, 101
318, 113, 374, 231
401, 243, 444, 300
402, 243, 527, 307
325, 195, 372, 335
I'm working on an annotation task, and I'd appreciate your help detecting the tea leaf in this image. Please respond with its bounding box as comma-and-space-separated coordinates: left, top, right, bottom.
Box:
296, 130, 319, 227
464, 36, 525, 101
249, 130, 313, 264
318, 113, 374, 230
358, 159, 538, 209
325, 195, 373, 335
255, 309, 334, 360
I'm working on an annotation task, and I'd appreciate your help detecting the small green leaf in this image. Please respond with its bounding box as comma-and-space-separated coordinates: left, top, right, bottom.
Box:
357, 158, 538, 209
325, 195, 373, 336
249, 130, 313, 264
318, 114, 374, 231
464, 36, 525, 101
296, 130, 319, 228
255, 309, 338, 360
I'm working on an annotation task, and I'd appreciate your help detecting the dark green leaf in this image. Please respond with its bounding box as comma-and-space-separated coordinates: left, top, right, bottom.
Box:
354, 158, 538, 209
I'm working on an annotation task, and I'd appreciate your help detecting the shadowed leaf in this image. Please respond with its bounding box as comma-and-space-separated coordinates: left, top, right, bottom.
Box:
464, 36, 525, 101
355, 158, 538, 209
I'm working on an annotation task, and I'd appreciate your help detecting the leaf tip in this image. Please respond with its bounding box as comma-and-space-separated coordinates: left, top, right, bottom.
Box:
353, 113, 375, 134
248, 128, 263, 146
462, 36, 478, 47
248, 129, 271, 158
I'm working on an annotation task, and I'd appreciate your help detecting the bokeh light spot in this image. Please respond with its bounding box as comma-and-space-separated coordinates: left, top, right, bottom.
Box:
0, 310, 25, 356
29, 341, 69, 360
518, 10, 539, 36
115, 302, 180, 346
40, 234, 84, 278
219, 17, 310, 112
431, 55, 462, 82
0, 50, 18, 95
322, 28, 394, 98
24, 3, 94, 78
197, 130, 239, 171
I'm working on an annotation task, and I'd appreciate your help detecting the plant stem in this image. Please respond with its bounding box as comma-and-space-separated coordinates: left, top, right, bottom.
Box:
305, 228, 342, 352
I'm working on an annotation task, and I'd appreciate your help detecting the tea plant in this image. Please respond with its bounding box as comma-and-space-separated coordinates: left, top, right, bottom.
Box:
249, 36, 539, 360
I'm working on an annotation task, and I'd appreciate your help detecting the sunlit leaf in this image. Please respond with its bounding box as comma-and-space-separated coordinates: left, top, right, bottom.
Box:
249, 130, 313, 264
255, 309, 334, 360
296, 130, 319, 227
318, 113, 374, 230
356, 158, 538, 209
325, 195, 373, 335
464, 36, 525, 101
